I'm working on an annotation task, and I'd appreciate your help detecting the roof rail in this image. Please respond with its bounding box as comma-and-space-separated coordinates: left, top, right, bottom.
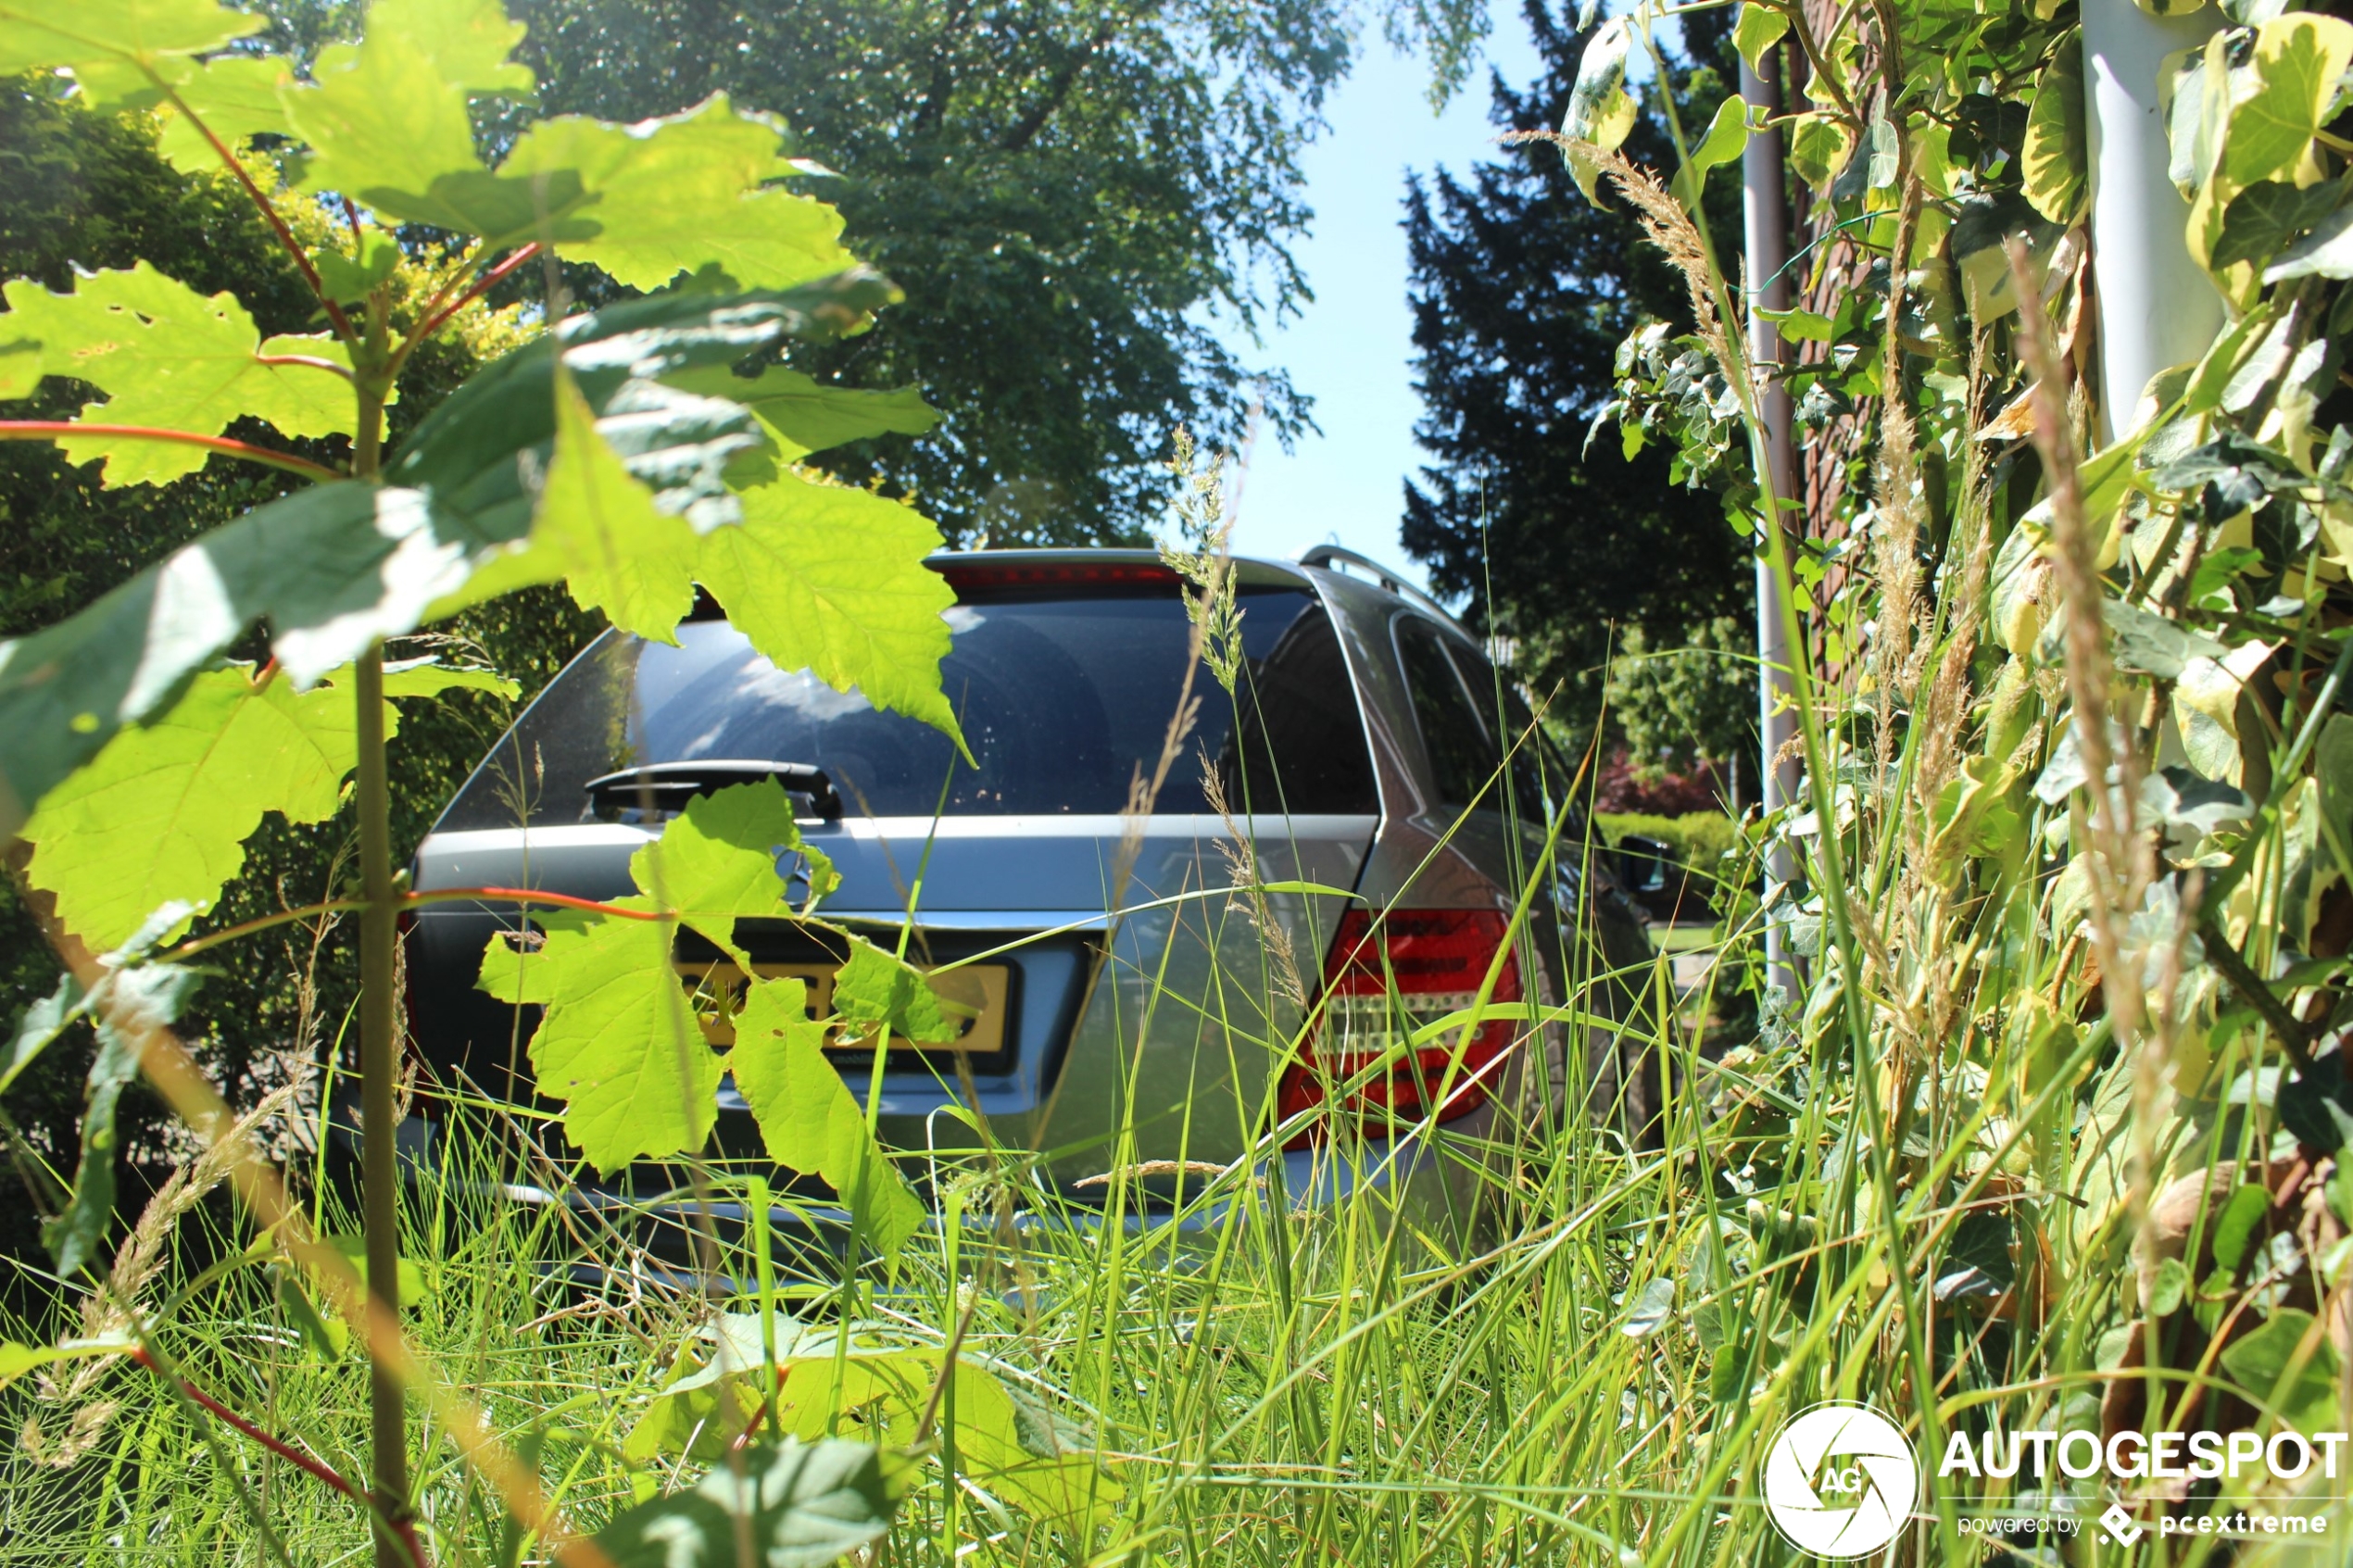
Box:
1293, 544, 1456, 621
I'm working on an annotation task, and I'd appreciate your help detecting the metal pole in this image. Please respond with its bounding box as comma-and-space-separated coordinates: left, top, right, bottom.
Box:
1742, 48, 1800, 1002
2082, 0, 2223, 439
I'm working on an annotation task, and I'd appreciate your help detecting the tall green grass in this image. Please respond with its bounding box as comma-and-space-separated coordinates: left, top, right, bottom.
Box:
4, 709, 2347, 1567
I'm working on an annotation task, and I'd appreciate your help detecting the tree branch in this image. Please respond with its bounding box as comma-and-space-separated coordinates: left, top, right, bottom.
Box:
0, 422, 343, 483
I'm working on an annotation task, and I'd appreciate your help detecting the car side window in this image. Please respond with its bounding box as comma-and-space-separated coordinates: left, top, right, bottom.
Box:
1396, 617, 1501, 809
1218, 599, 1380, 813
1452, 645, 1559, 829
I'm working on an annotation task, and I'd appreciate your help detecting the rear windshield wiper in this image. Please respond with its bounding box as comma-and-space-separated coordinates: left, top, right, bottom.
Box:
584, 760, 843, 822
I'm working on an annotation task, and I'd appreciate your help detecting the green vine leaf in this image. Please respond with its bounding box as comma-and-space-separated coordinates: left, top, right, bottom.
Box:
730, 977, 925, 1255
625, 1313, 1121, 1529
696, 472, 963, 745
1671, 96, 1751, 209
128, 54, 300, 172
20, 660, 512, 951
0, 262, 361, 483
596, 1437, 912, 1568
0, 0, 262, 107
1733, 3, 1789, 78
498, 94, 854, 290
661, 364, 938, 467
833, 937, 957, 1046
281, 2, 529, 237
535, 372, 703, 642
478, 780, 808, 1172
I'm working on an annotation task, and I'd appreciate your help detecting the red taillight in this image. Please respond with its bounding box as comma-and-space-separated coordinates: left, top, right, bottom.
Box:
1279, 909, 1522, 1139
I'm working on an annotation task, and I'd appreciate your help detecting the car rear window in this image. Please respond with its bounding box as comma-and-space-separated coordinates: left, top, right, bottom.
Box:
437, 583, 1378, 827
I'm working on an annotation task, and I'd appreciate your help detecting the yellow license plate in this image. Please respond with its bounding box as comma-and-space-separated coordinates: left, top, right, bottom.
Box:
675, 959, 1010, 1055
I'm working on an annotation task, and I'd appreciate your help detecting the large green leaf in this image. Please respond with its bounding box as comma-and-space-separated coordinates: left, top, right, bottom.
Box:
0, 0, 261, 106
2222, 13, 2353, 189
661, 365, 937, 465
626, 1313, 1120, 1530
596, 1437, 911, 1568
0, 276, 891, 840
479, 781, 805, 1172
696, 472, 962, 742
498, 95, 853, 290
730, 977, 925, 1256
20, 660, 512, 950
149, 55, 299, 172
0, 262, 359, 483
535, 373, 702, 642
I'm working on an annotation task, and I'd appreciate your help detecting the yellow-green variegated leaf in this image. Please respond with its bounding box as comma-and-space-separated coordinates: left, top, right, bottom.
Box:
697, 473, 963, 745
1673, 96, 1752, 208
2021, 31, 2087, 224
1785, 113, 1856, 193
497, 95, 853, 291
729, 977, 925, 1256
0, 262, 359, 484
2222, 12, 2353, 191
1733, 4, 1787, 77
1562, 17, 1637, 159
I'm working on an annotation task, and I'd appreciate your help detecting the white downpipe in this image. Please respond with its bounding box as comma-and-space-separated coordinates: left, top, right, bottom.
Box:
2082, 0, 2225, 438
1742, 52, 1800, 1002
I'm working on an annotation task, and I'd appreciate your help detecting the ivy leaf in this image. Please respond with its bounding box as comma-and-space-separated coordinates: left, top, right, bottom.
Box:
2212, 179, 2344, 271
535, 372, 703, 643
661, 364, 938, 465
2223, 13, 2353, 189
1950, 191, 2065, 321
595, 1438, 912, 1568
729, 978, 926, 1256
20, 660, 510, 951
1560, 15, 1637, 200
1733, 3, 1789, 77
480, 780, 803, 1172
2020, 29, 2086, 224
47, 960, 201, 1279
0, 275, 893, 840
2264, 201, 2353, 282
696, 472, 963, 744
1671, 96, 1751, 208
0, 262, 359, 484
497, 94, 853, 289
1785, 113, 1857, 193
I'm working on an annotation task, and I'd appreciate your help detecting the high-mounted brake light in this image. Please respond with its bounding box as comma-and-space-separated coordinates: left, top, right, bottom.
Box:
1279, 908, 1522, 1139
938, 560, 1180, 591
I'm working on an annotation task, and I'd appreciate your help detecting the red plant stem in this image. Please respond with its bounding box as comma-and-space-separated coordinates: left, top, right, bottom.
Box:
157, 82, 359, 346
0, 422, 343, 483
132, 1348, 429, 1568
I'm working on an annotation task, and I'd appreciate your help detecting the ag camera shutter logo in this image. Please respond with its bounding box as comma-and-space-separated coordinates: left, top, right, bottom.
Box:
1763, 1402, 1919, 1557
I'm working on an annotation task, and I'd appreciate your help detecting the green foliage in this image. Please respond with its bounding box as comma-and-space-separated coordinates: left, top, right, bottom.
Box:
596, 1436, 913, 1568
499, 0, 1481, 541
1402, 5, 1751, 721
21, 659, 510, 949
1592, 809, 1737, 878
1603, 616, 1753, 789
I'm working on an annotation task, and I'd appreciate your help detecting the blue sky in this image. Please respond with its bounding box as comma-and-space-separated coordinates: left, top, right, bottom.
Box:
1216, 13, 1547, 594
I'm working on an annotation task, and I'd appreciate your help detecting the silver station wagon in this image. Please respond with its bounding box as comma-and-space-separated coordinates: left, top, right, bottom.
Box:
396, 546, 1656, 1261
